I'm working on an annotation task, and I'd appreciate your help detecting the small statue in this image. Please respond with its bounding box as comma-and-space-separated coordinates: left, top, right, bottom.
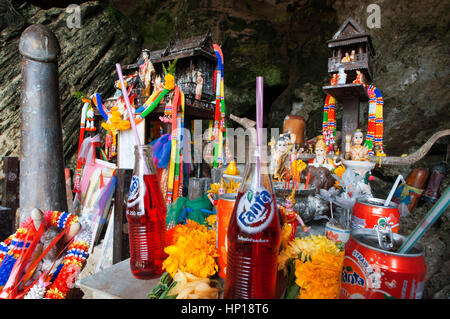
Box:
195, 71, 203, 100
279, 188, 310, 242
138, 49, 155, 97
341, 50, 355, 63
341, 52, 351, 63
84, 99, 96, 132
270, 133, 295, 181
352, 70, 365, 85
330, 73, 338, 85
349, 129, 369, 161
337, 67, 347, 85
308, 136, 336, 171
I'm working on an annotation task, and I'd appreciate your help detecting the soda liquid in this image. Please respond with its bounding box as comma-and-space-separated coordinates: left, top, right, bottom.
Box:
127, 156, 167, 279
224, 170, 281, 298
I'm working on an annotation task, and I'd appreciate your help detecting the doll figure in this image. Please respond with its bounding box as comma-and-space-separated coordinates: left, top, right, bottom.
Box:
271, 133, 295, 182
341, 52, 351, 63
350, 49, 355, 62
308, 136, 335, 171
330, 73, 338, 86
349, 129, 369, 161
353, 70, 365, 85
85, 102, 96, 131
337, 67, 347, 85
279, 188, 311, 242
138, 50, 155, 97
195, 71, 203, 100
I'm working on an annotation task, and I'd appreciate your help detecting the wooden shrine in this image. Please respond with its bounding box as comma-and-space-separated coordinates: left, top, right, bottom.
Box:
322, 18, 374, 154
114, 33, 217, 169
123, 32, 217, 121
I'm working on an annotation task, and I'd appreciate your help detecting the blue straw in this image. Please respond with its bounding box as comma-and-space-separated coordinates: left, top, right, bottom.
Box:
398, 187, 450, 254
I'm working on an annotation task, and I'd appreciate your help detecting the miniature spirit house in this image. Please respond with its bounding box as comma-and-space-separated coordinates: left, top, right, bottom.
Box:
116, 33, 217, 169
323, 18, 377, 154
150, 32, 217, 116
327, 17, 375, 83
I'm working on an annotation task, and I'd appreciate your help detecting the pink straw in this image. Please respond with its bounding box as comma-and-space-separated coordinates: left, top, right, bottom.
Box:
256, 76, 263, 187
116, 63, 141, 146
115, 63, 149, 174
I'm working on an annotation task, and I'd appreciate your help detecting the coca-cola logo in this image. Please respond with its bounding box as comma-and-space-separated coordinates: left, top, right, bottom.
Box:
236, 188, 274, 234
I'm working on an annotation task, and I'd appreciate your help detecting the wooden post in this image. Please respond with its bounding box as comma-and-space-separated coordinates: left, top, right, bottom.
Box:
2, 156, 19, 234
341, 97, 360, 155
113, 168, 132, 264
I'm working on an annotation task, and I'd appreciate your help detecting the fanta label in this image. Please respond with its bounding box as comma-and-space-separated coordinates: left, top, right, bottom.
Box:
236, 187, 275, 235
127, 175, 145, 216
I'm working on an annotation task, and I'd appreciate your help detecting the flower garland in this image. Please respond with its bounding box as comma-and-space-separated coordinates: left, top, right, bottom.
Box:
0, 210, 89, 299
44, 239, 89, 299
162, 220, 218, 279
366, 85, 384, 156
44, 214, 91, 299
322, 94, 336, 148
0, 217, 36, 288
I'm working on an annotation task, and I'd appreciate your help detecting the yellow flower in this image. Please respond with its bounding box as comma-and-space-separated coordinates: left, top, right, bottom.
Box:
162, 220, 218, 278
295, 250, 344, 299
205, 215, 217, 229
333, 165, 346, 189
278, 234, 344, 298
164, 73, 175, 90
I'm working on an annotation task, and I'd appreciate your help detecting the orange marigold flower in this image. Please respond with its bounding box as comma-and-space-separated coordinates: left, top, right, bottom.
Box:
163, 219, 218, 278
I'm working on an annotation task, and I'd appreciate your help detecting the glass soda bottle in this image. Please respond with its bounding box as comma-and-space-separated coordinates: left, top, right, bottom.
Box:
126, 144, 167, 279
224, 151, 281, 298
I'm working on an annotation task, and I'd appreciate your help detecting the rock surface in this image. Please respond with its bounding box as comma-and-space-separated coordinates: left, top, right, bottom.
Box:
0, 0, 448, 299
0, 0, 142, 166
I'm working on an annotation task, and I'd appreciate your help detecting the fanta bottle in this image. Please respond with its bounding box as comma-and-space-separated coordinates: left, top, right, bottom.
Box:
224, 153, 281, 298
126, 145, 167, 279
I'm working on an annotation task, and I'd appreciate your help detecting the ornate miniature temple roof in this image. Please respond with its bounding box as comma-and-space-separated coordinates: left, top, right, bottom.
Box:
150, 32, 217, 64
327, 17, 375, 56
327, 18, 375, 82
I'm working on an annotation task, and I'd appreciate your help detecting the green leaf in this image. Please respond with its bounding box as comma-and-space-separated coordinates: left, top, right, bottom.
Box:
160, 281, 177, 299
285, 284, 300, 299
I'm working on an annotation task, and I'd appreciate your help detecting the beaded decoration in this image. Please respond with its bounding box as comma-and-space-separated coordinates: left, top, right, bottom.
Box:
0, 210, 85, 298
322, 94, 336, 149
44, 216, 91, 299
0, 217, 35, 288
366, 85, 384, 155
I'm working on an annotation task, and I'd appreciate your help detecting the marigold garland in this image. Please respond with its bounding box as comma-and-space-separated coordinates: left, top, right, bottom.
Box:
162, 220, 218, 279
278, 235, 344, 299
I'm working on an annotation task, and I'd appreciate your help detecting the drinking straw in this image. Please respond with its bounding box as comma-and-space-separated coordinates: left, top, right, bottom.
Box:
116, 63, 141, 146
255, 76, 264, 187
329, 201, 334, 221
398, 186, 450, 254
384, 174, 405, 206
115, 63, 149, 174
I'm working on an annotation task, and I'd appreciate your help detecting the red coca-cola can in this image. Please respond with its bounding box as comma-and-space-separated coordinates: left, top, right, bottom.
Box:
352, 198, 400, 233
340, 229, 426, 299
